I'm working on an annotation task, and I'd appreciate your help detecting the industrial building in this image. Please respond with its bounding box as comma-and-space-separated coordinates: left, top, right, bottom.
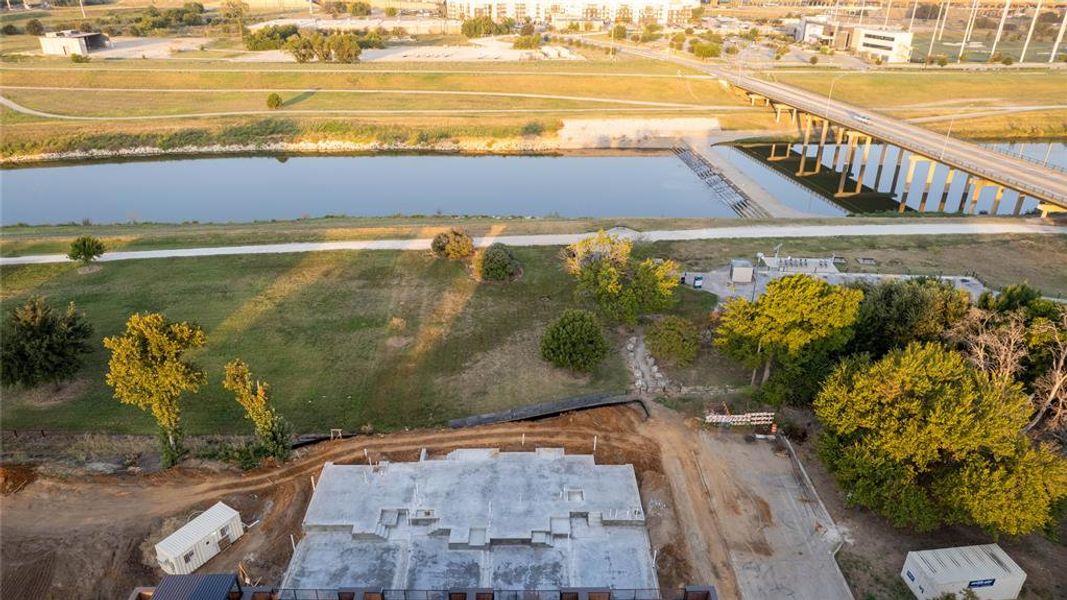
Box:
283, 448, 659, 589
900, 544, 1026, 600
155, 502, 245, 576
793, 16, 913, 63
445, 0, 700, 26
38, 30, 109, 57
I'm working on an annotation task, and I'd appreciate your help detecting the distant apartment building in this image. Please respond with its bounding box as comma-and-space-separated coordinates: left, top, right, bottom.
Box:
794, 16, 913, 63
446, 0, 701, 26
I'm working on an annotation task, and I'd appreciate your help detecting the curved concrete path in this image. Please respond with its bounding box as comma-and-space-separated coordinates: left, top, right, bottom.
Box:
2, 221, 1061, 266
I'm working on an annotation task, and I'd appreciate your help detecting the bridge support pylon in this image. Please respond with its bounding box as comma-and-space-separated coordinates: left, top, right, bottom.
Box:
769, 142, 792, 161
937, 169, 957, 213
836, 132, 872, 198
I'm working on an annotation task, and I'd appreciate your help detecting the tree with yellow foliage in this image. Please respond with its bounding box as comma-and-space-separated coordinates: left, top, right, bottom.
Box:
562, 230, 679, 325
104, 313, 206, 467
223, 359, 291, 461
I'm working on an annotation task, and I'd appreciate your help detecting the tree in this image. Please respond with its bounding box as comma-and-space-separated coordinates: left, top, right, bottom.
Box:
563, 231, 678, 325
349, 1, 371, 16
513, 34, 541, 49
67, 235, 106, 265
461, 15, 507, 38
221, 0, 248, 25
692, 41, 721, 58
384, 6, 397, 17
520, 22, 535, 36
266, 93, 283, 109
1, 297, 93, 388
25, 19, 44, 36
646, 316, 699, 365
541, 309, 609, 372
104, 313, 206, 467
610, 24, 627, 40
476, 242, 520, 281
715, 274, 862, 395
815, 342, 1067, 536
848, 278, 970, 358
327, 33, 362, 62
284, 35, 315, 62
223, 359, 292, 461
431, 228, 474, 259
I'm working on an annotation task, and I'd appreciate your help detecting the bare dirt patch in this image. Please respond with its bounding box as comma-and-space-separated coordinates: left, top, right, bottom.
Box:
76, 265, 102, 275
5, 377, 92, 409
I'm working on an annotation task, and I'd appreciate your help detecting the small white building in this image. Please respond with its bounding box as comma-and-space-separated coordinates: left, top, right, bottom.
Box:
729, 259, 754, 283
901, 544, 1026, 600
38, 30, 109, 56
155, 502, 244, 575
851, 26, 913, 64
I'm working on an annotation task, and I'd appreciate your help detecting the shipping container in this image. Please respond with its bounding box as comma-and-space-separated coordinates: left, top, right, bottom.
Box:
901, 544, 1026, 600
155, 502, 244, 575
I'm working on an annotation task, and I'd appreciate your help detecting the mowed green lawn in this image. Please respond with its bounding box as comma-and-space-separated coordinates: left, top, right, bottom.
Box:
1, 246, 713, 435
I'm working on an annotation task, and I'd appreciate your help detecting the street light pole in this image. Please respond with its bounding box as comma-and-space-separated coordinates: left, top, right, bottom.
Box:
940, 103, 972, 160
825, 73, 848, 119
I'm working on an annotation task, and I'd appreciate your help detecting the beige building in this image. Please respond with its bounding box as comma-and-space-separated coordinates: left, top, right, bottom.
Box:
446, 0, 700, 25
38, 30, 109, 56
794, 16, 913, 63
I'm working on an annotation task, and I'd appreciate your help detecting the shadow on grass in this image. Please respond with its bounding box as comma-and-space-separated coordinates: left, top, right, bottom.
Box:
284, 89, 319, 107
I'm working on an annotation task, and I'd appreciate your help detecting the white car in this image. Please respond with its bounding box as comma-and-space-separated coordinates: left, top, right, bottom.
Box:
852, 113, 872, 124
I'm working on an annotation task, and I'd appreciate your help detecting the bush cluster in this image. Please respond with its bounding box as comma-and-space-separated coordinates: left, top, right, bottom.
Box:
477, 243, 521, 281
540, 309, 609, 372
646, 316, 700, 365
431, 229, 474, 259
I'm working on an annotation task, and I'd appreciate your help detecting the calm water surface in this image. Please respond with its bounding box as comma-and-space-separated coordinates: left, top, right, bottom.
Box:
0, 155, 738, 225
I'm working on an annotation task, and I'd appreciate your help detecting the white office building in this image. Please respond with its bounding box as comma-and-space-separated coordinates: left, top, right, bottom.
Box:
851, 27, 913, 63
445, 0, 700, 25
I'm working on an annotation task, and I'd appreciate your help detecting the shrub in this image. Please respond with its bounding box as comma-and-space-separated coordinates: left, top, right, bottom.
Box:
809, 55, 818, 64
646, 316, 700, 365
1001, 55, 1014, 65
266, 93, 283, 109
692, 41, 720, 58
520, 120, 545, 136
431, 228, 474, 259
384, 6, 397, 17
1, 24, 20, 35
68, 235, 105, 264
71, 53, 91, 63
478, 243, 520, 281
540, 309, 609, 372
513, 34, 541, 49
25, 19, 44, 36
244, 24, 298, 50
350, 1, 371, 15
1, 297, 94, 388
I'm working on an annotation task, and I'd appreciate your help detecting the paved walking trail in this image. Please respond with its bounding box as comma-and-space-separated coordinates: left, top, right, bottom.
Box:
2, 221, 1061, 266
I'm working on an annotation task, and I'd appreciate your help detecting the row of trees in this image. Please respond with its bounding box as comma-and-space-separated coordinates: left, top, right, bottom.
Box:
714, 275, 1067, 536
104, 312, 291, 467
285, 32, 366, 63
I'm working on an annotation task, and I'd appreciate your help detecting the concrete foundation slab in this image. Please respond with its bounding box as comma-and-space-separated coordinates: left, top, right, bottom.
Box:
283, 449, 658, 590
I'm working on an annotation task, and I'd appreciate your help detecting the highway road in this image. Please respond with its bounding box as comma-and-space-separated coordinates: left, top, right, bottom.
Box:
585, 40, 1067, 208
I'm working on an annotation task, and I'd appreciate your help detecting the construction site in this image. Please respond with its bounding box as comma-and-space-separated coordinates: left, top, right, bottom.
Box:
3, 403, 1065, 599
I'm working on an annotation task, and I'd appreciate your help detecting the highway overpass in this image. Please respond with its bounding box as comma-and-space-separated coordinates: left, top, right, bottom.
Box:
586, 40, 1067, 213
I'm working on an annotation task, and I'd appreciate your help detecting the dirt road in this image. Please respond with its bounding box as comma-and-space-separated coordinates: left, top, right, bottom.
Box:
0, 405, 847, 599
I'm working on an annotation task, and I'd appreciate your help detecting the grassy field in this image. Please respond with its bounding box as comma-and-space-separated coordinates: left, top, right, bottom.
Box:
2, 232, 1064, 437
767, 71, 1067, 138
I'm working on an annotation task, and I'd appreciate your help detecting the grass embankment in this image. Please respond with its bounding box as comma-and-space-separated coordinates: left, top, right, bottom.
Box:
0, 215, 1000, 258
768, 71, 1067, 139
2, 233, 1065, 437
0, 61, 777, 157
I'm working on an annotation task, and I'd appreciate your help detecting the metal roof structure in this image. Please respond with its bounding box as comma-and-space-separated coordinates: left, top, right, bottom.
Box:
151, 574, 238, 600
907, 544, 1025, 585
156, 502, 240, 560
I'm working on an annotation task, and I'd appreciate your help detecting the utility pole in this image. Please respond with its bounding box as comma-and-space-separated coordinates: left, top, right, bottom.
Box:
78, 0, 86, 19
990, 0, 1012, 58
937, 2, 950, 40
1052, 7, 1067, 63
908, 0, 920, 31
926, 2, 944, 62
883, 0, 893, 28
1020, 0, 1044, 62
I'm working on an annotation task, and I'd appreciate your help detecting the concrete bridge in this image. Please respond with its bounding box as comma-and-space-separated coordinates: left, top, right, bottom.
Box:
586, 41, 1067, 215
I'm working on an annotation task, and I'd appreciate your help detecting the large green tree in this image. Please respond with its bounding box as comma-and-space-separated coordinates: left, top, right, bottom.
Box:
848, 277, 970, 358
563, 231, 678, 325
714, 274, 862, 402
1, 296, 93, 388
104, 313, 206, 467
815, 342, 1067, 535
